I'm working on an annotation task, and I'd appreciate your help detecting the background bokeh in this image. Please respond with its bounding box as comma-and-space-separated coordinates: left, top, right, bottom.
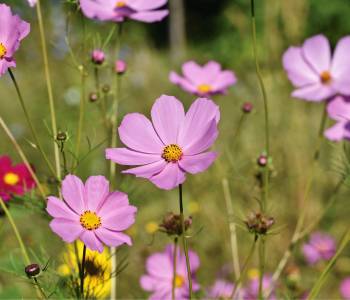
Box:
0, 0, 350, 298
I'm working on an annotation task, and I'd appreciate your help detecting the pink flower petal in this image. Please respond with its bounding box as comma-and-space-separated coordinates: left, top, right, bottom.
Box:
80, 0, 116, 21
100, 202, 137, 231
151, 95, 185, 145
178, 98, 220, 148
202, 61, 222, 82
149, 163, 186, 190
129, 10, 169, 23
146, 253, 173, 279
49, 218, 83, 243
327, 96, 350, 122
61, 174, 86, 214
179, 152, 217, 174
84, 175, 109, 212
282, 46, 319, 87
211, 70, 237, 92
302, 34, 331, 74
182, 61, 205, 85
106, 148, 161, 165
128, 0, 167, 11
302, 244, 321, 265
291, 83, 335, 101
95, 227, 132, 247
80, 230, 104, 253
46, 196, 79, 221
331, 36, 350, 83
324, 122, 346, 142
119, 113, 164, 153
169, 71, 197, 94
122, 160, 167, 178
98, 191, 130, 214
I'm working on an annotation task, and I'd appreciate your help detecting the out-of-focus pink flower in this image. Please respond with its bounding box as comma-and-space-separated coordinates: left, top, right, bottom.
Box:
242, 273, 276, 300
140, 244, 200, 300
170, 61, 237, 97
91, 49, 105, 65
115, 59, 127, 74
207, 279, 234, 299
283, 34, 350, 101
324, 96, 350, 141
80, 0, 169, 23
340, 277, 350, 300
106, 95, 220, 190
302, 232, 336, 265
46, 174, 137, 253
27, 0, 37, 7
0, 155, 36, 201
0, 4, 30, 76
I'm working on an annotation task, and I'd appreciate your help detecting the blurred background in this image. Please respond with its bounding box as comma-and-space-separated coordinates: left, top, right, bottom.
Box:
0, 0, 350, 298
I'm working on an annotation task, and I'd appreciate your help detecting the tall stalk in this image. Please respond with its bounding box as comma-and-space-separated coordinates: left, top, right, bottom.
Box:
35, 0, 61, 181
75, 66, 87, 159
178, 184, 193, 299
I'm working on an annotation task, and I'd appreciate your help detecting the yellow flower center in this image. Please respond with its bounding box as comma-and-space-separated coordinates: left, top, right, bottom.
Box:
248, 268, 260, 280
3, 172, 20, 186
197, 84, 212, 94
175, 275, 185, 288
0, 43, 7, 59
115, 1, 126, 7
80, 211, 101, 230
162, 144, 183, 162
320, 71, 332, 85
145, 221, 159, 234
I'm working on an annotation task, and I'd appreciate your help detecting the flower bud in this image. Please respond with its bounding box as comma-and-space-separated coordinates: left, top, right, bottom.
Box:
91, 49, 105, 65
257, 154, 268, 167
89, 92, 98, 102
159, 212, 192, 236
25, 263, 40, 277
115, 59, 127, 75
245, 212, 275, 235
56, 131, 67, 142
102, 84, 110, 93
242, 102, 253, 113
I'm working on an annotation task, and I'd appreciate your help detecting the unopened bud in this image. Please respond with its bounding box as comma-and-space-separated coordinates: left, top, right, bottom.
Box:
245, 212, 275, 235
257, 154, 268, 167
56, 131, 67, 142
159, 212, 192, 236
89, 92, 98, 102
242, 102, 254, 113
115, 59, 127, 74
25, 263, 40, 277
91, 49, 105, 65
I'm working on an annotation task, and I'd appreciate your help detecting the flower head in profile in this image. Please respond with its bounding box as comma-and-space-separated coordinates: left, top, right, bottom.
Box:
0, 4, 30, 76
0, 155, 36, 201
302, 232, 336, 265
106, 95, 220, 190
324, 95, 350, 141
58, 241, 111, 298
282, 34, 350, 101
340, 277, 350, 300
47, 174, 137, 253
207, 279, 235, 299
140, 244, 200, 300
170, 61, 237, 97
80, 0, 169, 23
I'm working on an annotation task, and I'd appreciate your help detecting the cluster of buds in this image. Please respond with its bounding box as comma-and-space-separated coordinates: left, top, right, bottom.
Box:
159, 212, 192, 236
245, 212, 275, 235
25, 263, 41, 278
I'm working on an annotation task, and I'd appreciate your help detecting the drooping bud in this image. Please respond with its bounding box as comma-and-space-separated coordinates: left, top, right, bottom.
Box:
25, 263, 41, 277
242, 102, 254, 113
159, 212, 192, 236
245, 212, 275, 235
91, 49, 105, 65
115, 59, 127, 75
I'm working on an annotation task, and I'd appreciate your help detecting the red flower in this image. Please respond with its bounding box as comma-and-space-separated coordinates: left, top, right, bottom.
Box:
0, 155, 36, 201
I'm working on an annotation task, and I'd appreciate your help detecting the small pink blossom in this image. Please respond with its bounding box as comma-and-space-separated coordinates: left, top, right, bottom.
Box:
106, 95, 220, 190
140, 244, 200, 300
283, 34, 350, 101
340, 277, 350, 300
115, 59, 127, 74
170, 61, 237, 97
302, 232, 336, 265
46, 174, 137, 253
207, 279, 235, 299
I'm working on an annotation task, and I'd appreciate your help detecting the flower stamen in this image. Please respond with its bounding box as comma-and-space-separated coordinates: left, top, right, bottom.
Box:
320, 71, 332, 85
197, 84, 212, 94
115, 1, 126, 8
162, 144, 183, 162
0, 43, 7, 59
80, 211, 101, 230
3, 172, 20, 186
175, 274, 185, 288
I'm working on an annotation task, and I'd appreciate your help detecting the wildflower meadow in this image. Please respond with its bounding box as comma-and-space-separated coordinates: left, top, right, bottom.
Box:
0, 0, 350, 299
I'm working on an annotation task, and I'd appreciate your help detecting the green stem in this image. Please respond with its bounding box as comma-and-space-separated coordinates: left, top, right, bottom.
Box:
80, 245, 87, 299
258, 237, 266, 300
172, 237, 178, 300
34, 277, 48, 299
307, 228, 350, 300
75, 66, 86, 160
35, 0, 61, 181
179, 184, 192, 299
8, 69, 57, 178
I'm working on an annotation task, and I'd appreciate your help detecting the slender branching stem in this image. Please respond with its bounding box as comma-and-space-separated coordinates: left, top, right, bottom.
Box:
35, 0, 61, 181
172, 237, 178, 300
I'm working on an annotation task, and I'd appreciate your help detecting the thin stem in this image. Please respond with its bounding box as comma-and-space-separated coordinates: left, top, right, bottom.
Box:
35, 0, 61, 181
172, 237, 178, 300
8, 69, 56, 178
222, 178, 240, 281
307, 228, 350, 300
34, 277, 48, 299
94, 66, 101, 99
179, 184, 193, 299
59, 141, 68, 176
75, 66, 86, 159
80, 245, 87, 299
258, 237, 266, 300
0, 117, 46, 199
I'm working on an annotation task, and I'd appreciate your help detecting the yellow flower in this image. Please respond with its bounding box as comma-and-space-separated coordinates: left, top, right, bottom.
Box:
58, 242, 111, 299
145, 221, 158, 234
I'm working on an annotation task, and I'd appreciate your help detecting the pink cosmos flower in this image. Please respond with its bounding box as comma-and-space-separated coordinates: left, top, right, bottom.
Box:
0, 155, 36, 201
207, 279, 235, 299
80, 0, 169, 23
282, 34, 350, 101
340, 277, 350, 300
169, 61, 237, 97
324, 95, 350, 141
242, 274, 276, 300
302, 232, 336, 265
0, 4, 30, 76
46, 174, 137, 253
140, 244, 200, 300
105, 95, 220, 190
